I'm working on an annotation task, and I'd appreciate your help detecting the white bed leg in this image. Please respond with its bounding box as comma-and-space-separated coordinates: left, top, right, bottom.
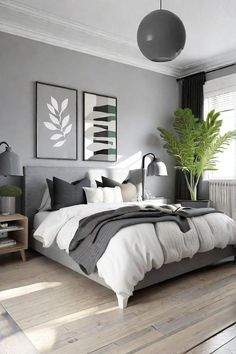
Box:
117, 295, 128, 309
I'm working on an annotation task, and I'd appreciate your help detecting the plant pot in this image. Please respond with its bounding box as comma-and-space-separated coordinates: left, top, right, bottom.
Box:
0, 197, 16, 215
176, 199, 210, 208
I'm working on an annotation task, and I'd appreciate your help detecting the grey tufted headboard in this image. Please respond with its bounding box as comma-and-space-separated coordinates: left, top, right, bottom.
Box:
23, 166, 142, 238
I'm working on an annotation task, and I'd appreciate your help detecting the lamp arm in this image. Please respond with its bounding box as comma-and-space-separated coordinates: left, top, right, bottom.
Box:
142, 153, 155, 169
142, 153, 155, 200
0, 141, 10, 149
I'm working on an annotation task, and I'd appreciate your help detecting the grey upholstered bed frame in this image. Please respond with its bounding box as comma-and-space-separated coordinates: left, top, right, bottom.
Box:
23, 165, 236, 308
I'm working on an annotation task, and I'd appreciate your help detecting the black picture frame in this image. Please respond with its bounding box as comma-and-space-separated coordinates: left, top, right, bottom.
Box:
36, 81, 78, 160
83, 91, 117, 162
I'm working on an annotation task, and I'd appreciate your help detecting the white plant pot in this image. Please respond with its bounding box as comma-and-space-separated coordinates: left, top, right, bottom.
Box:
0, 197, 16, 215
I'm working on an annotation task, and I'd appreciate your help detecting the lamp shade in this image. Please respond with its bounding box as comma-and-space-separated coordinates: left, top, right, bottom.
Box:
0, 145, 23, 176
137, 9, 186, 62
141, 153, 168, 200
147, 157, 168, 176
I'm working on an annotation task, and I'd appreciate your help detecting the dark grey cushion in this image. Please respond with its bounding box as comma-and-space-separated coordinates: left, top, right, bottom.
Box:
97, 176, 137, 202
52, 177, 90, 210
46, 178, 54, 207
95, 180, 103, 187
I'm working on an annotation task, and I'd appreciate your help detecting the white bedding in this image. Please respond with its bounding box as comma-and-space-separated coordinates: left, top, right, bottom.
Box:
34, 203, 236, 306
33, 211, 51, 230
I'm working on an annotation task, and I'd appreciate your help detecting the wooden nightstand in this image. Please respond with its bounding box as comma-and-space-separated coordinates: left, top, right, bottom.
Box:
0, 214, 28, 262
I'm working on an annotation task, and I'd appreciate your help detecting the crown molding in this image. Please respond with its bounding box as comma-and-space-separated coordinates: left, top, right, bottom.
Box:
0, 21, 182, 77
1, 0, 234, 78
178, 50, 236, 77
0, 0, 181, 77
0, 0, 136, 47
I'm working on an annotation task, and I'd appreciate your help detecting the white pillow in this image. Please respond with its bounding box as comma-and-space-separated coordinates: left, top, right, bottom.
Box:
83, 187, 103, 203
83, 186, 123, 203
38, 186, 51, 211
103, 187, 123, 203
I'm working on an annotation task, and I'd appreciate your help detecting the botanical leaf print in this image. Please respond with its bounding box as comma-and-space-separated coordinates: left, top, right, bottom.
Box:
61, 98, 68, 113
44, 97, 73, 148
51, 96, 59, 111
47, 104, 56, 115
54, 140, 66, 147
62, 115, 70, 128
64, 124, 72, 135
43, 122, 58, 130
50, 134, 63, 140
49, 114, 59, 125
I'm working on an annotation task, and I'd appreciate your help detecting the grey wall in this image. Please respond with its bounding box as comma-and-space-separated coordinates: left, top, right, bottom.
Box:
0, 31, 179, 204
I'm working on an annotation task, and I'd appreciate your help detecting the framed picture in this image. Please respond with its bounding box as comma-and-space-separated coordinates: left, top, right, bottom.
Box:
83, 92, 117, 162
36, 82, 77, 160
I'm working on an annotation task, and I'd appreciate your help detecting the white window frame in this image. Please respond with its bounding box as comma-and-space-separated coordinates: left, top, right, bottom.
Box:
204, 73, 236, 98
204, 74, 236, 180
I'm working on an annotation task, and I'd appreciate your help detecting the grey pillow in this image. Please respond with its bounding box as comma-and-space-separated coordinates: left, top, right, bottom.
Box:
52, 177, 90, 210
98, 176, 137, 202
95, 180, 103, 187
46, 178, 54, 207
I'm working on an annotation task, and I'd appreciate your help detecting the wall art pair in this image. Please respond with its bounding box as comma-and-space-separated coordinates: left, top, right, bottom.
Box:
36, 82, 117, 161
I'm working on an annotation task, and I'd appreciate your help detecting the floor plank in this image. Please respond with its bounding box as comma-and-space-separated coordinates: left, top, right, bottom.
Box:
214, 336, 236, 353
133, 305, 236, 354
187, 324, 236, 353
0, 252, 236, 353
0, 303, 38, 354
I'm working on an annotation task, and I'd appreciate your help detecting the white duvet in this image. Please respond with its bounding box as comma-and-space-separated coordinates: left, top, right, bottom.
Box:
34, 203, 236, 303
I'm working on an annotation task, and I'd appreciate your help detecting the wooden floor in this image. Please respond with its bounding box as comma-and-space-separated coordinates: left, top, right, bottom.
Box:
0, 303, 38, 354
0, 251, 235, 354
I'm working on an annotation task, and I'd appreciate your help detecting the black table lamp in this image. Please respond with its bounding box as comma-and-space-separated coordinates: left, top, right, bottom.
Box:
142, 153, 167, 200
0, 141, 23, 176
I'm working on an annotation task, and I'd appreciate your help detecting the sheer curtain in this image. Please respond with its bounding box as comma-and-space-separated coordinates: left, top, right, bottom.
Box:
204, 74, 236, 180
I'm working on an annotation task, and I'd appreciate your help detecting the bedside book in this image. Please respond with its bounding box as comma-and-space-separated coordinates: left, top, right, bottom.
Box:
0, 225, 24, 232
0, 237, 17, 248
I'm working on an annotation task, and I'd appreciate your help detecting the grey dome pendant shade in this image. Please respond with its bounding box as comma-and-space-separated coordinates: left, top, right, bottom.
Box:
137, 1, 186, 62
0, 142, 23, 176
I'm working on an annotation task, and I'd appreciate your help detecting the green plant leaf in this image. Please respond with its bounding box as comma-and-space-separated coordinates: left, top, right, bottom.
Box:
0, 185, 22, 197
158, 108, 236, 200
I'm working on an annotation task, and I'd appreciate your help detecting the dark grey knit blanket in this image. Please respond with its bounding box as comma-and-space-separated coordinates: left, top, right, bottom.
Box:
69, 205, 219, 275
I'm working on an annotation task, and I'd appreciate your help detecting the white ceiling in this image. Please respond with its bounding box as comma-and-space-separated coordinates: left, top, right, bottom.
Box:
1, 0, 236, 77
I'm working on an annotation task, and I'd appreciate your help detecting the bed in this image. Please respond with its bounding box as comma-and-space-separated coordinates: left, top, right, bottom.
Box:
23, 166, 236, 308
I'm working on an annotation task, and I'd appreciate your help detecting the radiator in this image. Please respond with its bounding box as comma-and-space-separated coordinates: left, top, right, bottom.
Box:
209, 180, 236, 220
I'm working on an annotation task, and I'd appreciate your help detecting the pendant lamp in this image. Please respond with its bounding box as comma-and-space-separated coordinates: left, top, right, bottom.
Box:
137, 0, 186, 62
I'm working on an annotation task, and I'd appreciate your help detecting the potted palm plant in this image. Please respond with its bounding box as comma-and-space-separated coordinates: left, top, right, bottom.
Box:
0, 185, 22, 215
158, 108, 236, 206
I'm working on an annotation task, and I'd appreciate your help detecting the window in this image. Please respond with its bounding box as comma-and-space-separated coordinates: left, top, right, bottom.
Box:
204, 74, 236, 179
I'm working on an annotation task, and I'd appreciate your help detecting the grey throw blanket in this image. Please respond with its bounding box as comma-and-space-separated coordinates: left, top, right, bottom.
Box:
69, 205, 220, 275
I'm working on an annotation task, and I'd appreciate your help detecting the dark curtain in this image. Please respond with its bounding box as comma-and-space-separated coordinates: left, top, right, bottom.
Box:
175, 72, 206, 201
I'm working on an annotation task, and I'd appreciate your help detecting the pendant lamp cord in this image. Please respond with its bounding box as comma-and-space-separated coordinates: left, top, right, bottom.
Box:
160, 0, 162, 9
